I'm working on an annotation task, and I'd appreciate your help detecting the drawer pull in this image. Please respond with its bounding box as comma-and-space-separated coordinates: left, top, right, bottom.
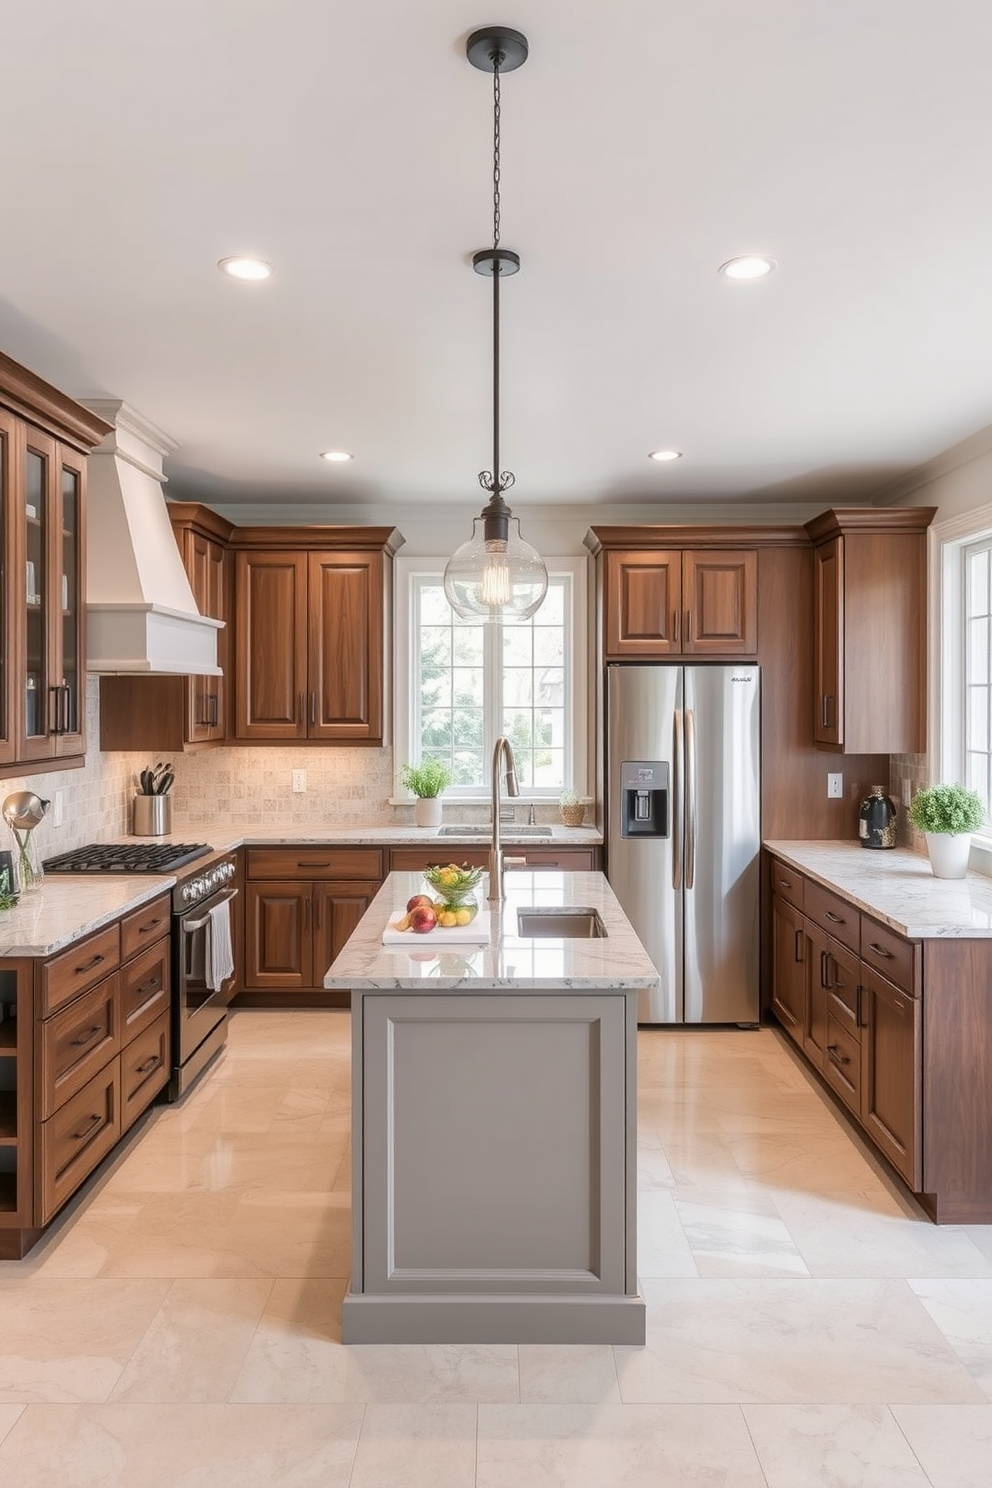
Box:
893, 995, 907, 1013
73, 952, 106, 975
72, 1113, 103, 1142
825, 911, 844, 925
69, 1023, 103, 1048
135, 1054, 161, 1075
794, 929, 804, 963
138, 918, 165, 936
300, 861, 330, 868
820, 950, 830, 989
134, 976, 161, 998
777, 878, 793, 889
867, 941, 893, 959
827, 1044, 851, 1067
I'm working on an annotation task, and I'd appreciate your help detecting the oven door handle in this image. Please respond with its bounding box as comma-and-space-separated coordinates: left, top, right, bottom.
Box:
181, 887, 239, 933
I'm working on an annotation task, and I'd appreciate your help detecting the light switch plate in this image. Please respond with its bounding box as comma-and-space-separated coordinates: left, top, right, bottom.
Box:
827, 772, 843, 799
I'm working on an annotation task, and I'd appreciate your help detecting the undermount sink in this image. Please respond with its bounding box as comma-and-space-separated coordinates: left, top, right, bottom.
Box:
438, 824, 553, 837
516, 907, 607, 939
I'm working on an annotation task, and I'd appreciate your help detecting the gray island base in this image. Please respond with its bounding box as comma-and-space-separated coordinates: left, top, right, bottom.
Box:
324, 870, 658, 1345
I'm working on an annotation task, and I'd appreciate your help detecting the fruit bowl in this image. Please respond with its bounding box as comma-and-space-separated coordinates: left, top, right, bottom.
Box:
422, 863, 485, 922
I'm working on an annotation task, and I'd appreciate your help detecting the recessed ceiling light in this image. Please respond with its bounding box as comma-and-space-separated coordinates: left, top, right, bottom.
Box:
719, 255, 777, 281
217, 256, 272, 281
648, 449, 683, 463
320, 450, 353, 463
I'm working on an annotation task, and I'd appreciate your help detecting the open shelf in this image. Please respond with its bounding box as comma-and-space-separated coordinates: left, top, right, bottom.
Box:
0, 1023, 16, 1055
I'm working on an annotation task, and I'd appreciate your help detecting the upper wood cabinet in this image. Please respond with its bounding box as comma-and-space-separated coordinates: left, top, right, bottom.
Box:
232, 529, 402, 744
597, 544, 757, 659
805, 508, 935, 754
0, 352, 110, 776
99, 503, 233, 752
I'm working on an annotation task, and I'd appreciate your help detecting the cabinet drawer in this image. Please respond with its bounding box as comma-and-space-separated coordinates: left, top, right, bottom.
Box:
38, 973, 121, 1120
38, 1060, 121, 1223
121, 939, 171, 1043
769, 858, 804, 911
823, 1013, 862, 1117
121, 1012, 170, 1129
861, 917, 917, 997
120, 893, 171, 962
39, 923, 122, 1018
390, 848, 489, 872
804, 881, 859, 953
818, 937, 862, 1042
247, 847, 384, 881
510, 849, 597, 870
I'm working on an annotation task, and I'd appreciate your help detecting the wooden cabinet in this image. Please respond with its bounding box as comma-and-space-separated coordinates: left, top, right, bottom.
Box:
860, 965, 920, 1187
805, 508, 936, 753
232, 529, 401, 745
0, 354, 109, 775
0, 892, 172, 1254
243, 847, 385, 998
388, 846, 600, 874
770, 893, 805, 1045
600, 547, 757, 660
98, 503, 233, 752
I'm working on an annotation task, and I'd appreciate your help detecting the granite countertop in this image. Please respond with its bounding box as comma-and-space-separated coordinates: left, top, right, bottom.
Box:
323, 869, 661, 991
0, 877, 171, 957
213, 824, 602, 850
765, 840, 992, 938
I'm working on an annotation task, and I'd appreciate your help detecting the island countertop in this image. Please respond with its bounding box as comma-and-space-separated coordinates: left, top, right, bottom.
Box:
323, 870, 661, 990
765, 839, 992, 938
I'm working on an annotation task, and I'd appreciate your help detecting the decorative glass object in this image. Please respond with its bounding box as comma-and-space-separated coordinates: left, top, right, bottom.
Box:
422, 863, 485, 925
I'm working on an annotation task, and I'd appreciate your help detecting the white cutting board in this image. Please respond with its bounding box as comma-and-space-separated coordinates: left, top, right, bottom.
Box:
382, 909, 491, 945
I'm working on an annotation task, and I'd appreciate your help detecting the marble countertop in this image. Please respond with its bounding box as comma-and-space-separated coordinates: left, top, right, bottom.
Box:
213, 823, 602, 850
0, 877, 171, 957
765, 840, 992, 938
323, 870, 662, 991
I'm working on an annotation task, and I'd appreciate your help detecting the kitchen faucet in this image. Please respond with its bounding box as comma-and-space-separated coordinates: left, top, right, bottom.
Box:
488, 736, 521, 902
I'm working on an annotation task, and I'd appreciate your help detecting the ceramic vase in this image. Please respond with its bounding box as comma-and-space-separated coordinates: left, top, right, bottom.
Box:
414, 797, 443, 828
925, 831, 971, 879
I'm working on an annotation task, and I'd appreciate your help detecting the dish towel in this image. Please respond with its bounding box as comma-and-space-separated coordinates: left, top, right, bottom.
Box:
206, 898, 235, 991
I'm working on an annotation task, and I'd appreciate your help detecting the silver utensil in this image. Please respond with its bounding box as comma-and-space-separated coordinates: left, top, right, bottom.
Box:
2, 791, 50, 830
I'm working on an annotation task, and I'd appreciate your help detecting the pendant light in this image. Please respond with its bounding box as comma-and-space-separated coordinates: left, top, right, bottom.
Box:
443, 26, 549, 624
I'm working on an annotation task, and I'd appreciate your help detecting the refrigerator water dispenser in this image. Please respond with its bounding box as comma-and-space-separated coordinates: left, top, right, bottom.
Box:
619, 760, 669, 837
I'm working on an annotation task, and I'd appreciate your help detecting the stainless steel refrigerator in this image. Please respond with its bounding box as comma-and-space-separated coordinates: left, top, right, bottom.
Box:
606, 664, 760, 1024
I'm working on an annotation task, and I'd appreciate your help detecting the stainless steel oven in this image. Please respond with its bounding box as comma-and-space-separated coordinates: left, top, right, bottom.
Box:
169, 855, 237, 1099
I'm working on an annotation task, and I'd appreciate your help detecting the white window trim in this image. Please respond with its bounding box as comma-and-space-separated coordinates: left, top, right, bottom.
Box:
931, 502, 992, 871
392, 555, 589, 803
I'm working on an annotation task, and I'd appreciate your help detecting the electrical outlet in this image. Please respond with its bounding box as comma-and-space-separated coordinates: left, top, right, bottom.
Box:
291, 769, 306, 794
53, 789, 64, 827
827, 772, 843, 799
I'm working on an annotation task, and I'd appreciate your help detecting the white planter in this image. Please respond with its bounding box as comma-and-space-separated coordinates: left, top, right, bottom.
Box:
925, 831, 972, 879
414, 797, 443, 829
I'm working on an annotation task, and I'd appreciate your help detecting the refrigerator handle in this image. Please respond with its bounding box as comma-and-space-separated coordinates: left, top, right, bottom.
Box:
672, 708, 683, 890
685, 707, 697, 890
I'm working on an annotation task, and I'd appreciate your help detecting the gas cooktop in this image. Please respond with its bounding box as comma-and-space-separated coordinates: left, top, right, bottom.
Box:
43, 842, 212, 874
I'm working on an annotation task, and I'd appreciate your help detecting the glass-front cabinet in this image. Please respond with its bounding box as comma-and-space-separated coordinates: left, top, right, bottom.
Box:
0, 412, 14, 765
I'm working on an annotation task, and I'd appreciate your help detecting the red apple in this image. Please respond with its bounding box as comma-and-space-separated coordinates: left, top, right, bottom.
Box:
409, 905, 438, 934
406, 893, 435, 913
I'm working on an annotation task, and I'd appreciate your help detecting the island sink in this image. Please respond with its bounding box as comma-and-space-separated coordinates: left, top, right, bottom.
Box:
517, 906, 606, 938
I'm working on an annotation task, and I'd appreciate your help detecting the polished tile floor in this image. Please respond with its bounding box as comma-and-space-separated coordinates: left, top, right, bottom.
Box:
0, 1011, 990, 1485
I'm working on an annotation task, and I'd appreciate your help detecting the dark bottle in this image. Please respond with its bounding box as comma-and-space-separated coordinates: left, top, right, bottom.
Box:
859, 785, 897, 848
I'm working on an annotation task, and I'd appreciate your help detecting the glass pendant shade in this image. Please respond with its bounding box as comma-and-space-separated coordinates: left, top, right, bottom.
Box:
443, 515, 548, 622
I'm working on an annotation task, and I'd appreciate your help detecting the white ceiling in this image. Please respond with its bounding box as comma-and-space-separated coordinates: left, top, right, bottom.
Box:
2, 0, 991, 512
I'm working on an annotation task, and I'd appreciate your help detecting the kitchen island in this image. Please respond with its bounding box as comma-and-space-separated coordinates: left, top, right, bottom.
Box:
324, 870, 658, 1344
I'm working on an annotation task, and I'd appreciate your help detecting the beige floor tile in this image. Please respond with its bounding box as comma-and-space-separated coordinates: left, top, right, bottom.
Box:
0, 1278, 170, 1403
350, 1403, 477, 1488
636, 1190, 698, 1278
108, 1277, 274, 1402
675, 1195, 810, 1277
519, 1345, 621, 1404
615, 1277, 987, 1403
0, 1402, 364, 1487
775, 1193, 992, 1279
743, 1403, 932, 1487
910, 1279, 992, 1397
0, 1407, 24, 1446
891, 1403, 992, 1488
476, 1402, 766, 1487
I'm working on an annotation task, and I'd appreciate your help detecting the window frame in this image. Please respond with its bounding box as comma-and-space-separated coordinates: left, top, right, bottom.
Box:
393, 554, 589, 802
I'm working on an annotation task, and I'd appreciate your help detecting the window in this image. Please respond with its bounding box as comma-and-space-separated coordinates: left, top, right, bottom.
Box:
937, 507, 992, 845
394, 557, 588, 798
964, 537, 992, 813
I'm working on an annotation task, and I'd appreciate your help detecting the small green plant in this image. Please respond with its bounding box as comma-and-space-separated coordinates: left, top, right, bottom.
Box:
0, 868, 18, 911
400, 759, 452, 799
559, 789, 580, 807
909, 783, 986, 835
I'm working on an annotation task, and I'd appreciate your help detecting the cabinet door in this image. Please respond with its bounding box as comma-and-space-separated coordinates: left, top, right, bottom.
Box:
604, 550, 681, 658
771, 895, 806, 1045
244, 882, 312, 989
234, 551, 308, 740
313, 883, 378, 988
813, 536, 843, 746
17, 427, 54, 761
861, 969, 921, 1188
682, 550, 757, 656
308, 551, 383, 741
52, 445, 86, 757
0, 410, 15, 764
185, 530, 227, 744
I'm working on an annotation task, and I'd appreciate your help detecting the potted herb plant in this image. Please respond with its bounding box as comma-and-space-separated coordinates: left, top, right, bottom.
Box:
559, 789, 585, 828
909, 783, 985, 878
401, 759, 453, 828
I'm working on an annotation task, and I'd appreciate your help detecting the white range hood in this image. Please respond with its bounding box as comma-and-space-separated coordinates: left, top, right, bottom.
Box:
84, 400, 221, 674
